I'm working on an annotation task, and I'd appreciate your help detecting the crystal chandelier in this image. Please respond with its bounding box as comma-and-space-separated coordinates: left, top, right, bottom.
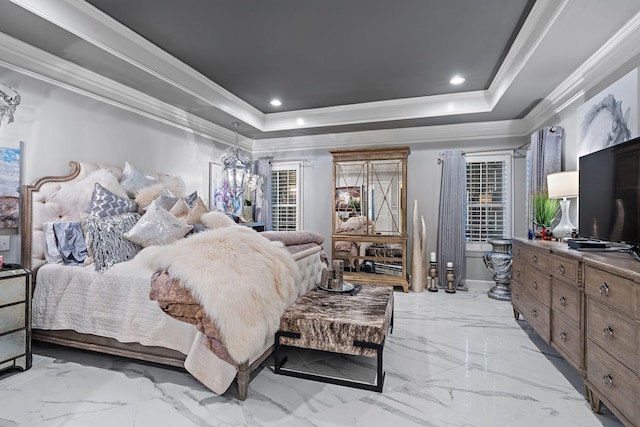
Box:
221, 122, 250, 199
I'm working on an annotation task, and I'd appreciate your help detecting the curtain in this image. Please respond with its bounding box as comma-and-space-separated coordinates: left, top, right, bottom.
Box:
255, 159, 272, 229
526, 126, 562, 232
437, 150, 466, 290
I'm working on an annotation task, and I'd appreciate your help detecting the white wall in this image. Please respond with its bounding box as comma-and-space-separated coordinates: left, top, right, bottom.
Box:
0, 67, 230, 264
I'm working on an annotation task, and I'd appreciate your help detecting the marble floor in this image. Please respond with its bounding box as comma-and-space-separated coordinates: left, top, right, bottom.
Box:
0, 283, 625, 427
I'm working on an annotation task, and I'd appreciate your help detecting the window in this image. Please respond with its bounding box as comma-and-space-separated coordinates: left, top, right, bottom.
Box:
465, 152, 512, 250
271, 161, 303, 231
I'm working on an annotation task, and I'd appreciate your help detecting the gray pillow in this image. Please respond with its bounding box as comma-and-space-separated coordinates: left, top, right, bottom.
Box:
52, 222, 87, 266
82, 212, 142, 272
88, 183, 138, 218
120, 161, 159, 198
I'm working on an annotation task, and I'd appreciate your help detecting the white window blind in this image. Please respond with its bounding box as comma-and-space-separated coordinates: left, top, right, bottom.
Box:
271, 162, 302, 231
465, 153, 512, 247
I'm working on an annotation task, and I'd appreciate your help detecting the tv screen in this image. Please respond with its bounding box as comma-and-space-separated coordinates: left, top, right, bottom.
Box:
579, 136, 640, 247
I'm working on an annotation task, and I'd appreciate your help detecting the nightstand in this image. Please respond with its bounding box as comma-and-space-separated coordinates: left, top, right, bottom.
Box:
0, 266, 32, 373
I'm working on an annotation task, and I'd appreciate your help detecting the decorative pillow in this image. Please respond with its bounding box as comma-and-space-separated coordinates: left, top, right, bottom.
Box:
82, 212, 142, 272
43, 222, 63, 264
183, 197, 209, 225
52, 222, 88, 266
184, 190, 198, 208
135, 183, 174, 212
124, 201, 192, 247
159, 175, 187, 198
88, 183, 138, 218
169, 198, 190, 218
155, 194, 179, 211
120, 161, 159, 198
56, 169, 128, 215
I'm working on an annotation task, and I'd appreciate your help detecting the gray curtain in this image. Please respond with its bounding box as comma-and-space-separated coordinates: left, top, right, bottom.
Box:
255, 159, 272, 229
526, 126, 562, 233
437, 150, 466, 290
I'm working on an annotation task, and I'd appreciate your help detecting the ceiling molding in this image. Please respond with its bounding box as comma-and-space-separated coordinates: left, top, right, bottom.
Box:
10, 0, 266, 130
251, 120, 529, 156
0, 32, 251, 150
524, 9, 640, 133
487, 0, 569, 107
10, 0, 561, 133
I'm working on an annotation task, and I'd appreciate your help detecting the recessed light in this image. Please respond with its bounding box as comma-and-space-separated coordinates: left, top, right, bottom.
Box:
270, 99, 282, 107
450, 75, 465, 85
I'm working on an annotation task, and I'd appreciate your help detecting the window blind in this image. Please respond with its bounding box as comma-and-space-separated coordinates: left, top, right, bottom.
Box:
271, 166, 299, 231
465, 160, 508, 242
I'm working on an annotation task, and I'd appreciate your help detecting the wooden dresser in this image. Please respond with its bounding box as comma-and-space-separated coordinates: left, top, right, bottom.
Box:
512, 238, 639, 427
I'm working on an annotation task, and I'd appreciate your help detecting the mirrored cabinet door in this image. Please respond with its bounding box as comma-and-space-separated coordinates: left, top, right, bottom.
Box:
330, 147, 410, 292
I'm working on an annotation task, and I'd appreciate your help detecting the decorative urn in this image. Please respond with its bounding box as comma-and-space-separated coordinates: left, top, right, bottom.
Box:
483, 239, 513, 301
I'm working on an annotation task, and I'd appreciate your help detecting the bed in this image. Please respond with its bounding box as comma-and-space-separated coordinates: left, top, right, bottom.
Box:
21, 161, 325, 399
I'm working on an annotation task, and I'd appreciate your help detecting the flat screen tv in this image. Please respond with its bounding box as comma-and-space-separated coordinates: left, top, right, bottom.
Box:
578, 135, 640, 254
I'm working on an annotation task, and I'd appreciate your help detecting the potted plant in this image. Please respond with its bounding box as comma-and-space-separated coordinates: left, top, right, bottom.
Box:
532, 191, 559, 240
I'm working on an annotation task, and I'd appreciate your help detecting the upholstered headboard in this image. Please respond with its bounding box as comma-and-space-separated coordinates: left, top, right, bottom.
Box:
21, 161, 123, 274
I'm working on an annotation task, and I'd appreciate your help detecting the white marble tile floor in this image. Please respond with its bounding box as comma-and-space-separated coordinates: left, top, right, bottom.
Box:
0, 283, 625, 426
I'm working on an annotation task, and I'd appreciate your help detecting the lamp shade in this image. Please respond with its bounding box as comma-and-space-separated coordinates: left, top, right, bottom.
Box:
547, 171, 579, 199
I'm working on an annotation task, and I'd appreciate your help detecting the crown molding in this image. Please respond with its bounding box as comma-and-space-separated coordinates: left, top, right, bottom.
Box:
10, 0, 561, 132
251, 120, 529, 155
524, 9, 640, 133
487, 0, 569, 107
0, 32, 251, 150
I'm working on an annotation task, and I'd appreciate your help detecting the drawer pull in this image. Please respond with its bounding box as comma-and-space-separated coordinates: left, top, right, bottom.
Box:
603, 326, 614, 339
531, 281, 538, 289
559, 296, 566, 306
515, 270, 521, 277
602, 373, 613, 387
514, 293, 518, 300
531, 255, 537, 263
516, 248, 521, 255
560, 332, 567, 341
599, 283, 609, 296
531, 309, 537, 317
557, 264, 564, 274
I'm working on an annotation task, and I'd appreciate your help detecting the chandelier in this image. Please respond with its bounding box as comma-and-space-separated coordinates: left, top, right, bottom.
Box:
221, 122, 250, 199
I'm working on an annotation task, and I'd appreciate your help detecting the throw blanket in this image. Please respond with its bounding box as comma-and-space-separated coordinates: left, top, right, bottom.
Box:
137, 222, 300, 364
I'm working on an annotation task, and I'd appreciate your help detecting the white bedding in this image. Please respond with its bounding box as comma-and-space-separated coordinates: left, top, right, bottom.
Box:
31, 245, 324, 394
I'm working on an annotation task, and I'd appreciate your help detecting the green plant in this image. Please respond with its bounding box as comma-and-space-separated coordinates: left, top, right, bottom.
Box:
532, 191, 559, 228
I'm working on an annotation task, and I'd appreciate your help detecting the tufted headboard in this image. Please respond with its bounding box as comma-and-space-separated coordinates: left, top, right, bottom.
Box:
21, 161, 123, 275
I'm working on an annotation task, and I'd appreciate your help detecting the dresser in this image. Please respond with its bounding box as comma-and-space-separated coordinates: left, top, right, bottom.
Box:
0, 267, 32, 373
512, 238, 639, 427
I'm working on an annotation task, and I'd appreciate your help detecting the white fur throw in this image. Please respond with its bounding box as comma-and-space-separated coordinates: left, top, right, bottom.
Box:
137, 222, 301, 363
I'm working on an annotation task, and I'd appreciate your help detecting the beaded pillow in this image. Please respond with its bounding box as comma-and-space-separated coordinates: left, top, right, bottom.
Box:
88, 183, 138, 218
124, 200, 192, 247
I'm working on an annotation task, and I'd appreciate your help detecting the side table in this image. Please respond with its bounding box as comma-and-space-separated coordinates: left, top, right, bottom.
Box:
0, 266, 32, 373
275, 284, 393, 392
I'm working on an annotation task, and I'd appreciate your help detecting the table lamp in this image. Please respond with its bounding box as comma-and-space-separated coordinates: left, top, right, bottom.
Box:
547, 171, 579, 239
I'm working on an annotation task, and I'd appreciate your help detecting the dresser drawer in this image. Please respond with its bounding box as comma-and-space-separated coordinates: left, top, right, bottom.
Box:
587, 299, 638, 373
0, 276, 26, 306
527, 248, 549, 271
551, 278, 581, 326
551, 313, 582, 368
525, 268, 551, 305
512, 241, 527, 261
512, 260, 525, 285
0, 303, 26, 333
584, 266, 634, 316
587, 342, 637, 424
550, 253, 579, 285
0, 330, 27, 362
512, 281, 550, 342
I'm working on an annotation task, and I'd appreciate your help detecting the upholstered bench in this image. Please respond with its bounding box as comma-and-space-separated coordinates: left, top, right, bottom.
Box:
274, 284, 393, 391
